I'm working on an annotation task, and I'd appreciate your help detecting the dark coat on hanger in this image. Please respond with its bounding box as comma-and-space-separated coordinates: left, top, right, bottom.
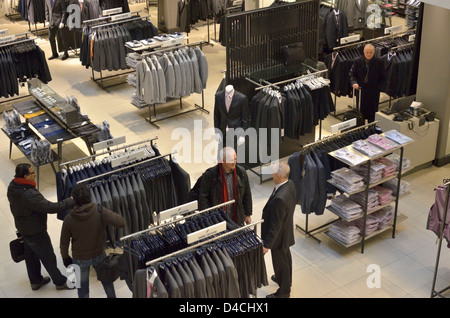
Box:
214, 90, 250, 138
324, 9, 349, 50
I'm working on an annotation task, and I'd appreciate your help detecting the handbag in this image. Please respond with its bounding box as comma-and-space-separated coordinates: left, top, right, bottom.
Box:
95, 205, 122, 283
10, 232, 25, 263
281, 42, 306, 66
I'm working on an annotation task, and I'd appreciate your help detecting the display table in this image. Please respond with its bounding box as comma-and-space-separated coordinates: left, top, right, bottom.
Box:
375, 111, 439, 168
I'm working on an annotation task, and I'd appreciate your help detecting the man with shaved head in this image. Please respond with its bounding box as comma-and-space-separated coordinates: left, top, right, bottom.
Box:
349, 43, 386, 122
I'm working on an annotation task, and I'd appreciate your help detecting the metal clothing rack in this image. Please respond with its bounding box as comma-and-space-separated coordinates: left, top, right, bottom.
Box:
119, 200, 235, 242
145, 219, 264, 267
133, 40, 210, 128
76, 151, 176, 184
295, 121, 379, 243
430, 180, 450, 298
59, 137, 158, 168
88, 14, 152, 92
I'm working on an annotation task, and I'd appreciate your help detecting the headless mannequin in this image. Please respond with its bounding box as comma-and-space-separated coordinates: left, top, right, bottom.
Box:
215, 85, 245, 146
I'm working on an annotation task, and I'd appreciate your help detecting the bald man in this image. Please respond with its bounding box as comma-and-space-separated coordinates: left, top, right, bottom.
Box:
349, 44, 386, 122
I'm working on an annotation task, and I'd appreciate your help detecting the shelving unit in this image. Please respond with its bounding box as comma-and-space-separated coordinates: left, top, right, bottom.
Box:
324, 132, 414, 253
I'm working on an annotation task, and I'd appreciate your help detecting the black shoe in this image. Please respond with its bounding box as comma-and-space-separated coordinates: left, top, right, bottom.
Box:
271, 275, 279, 285
56, 282, 75, 290
61, 54, 69, 60
48, 54, 59, 60
266, 292, 290, 298
31, 276, 51, 291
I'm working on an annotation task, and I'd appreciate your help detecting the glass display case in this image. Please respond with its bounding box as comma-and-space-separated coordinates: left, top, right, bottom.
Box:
28, 78, 80, 125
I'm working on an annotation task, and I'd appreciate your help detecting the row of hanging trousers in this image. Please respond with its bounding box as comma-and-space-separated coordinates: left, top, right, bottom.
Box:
288, 124, 381, 215
0, 40, 52, 98
127, 229, 268, 298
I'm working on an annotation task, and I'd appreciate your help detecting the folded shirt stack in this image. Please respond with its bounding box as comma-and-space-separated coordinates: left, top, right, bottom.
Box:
373, 186, 393, 205
328, 220, 361, 245
350, 190, 379, 210
333, 148, 367, 166
353, 214, 379, 236
385, 153, 411, 171
351, 161, 386, 184
330, 195, 363, 219
368, 134, 398, 151
374, 157, 397, 178
382, 178, 410, 196
352, 140, 383, 157
384, 130, 413, 145
371, 206, 394, 230
331, 168, 365, 192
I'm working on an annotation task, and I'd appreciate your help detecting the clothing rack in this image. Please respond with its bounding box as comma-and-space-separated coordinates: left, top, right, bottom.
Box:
59, 137, 158, 168
82, 10, 143, 25
76, 151, 176, 184
430, 180, 450, 298
295, 121, 379, 243
89, 14, 152, 92
134, 40, 210, 129
145, 219, 264, 267
119, 200, 235, 241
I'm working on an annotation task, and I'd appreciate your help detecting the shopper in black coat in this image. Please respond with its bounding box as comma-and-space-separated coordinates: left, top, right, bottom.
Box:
261, 162, 296, 298
349, 44, 386, 122
198, 147, 252, 226
7, 163, 76, 291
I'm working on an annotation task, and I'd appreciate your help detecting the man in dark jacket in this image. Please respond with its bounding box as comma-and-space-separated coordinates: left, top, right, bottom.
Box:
261, 162, 296, 298
198, 147, 252, 226
349, 44, 387, 122
7, 163, 76, 291
60, 183, 125, 298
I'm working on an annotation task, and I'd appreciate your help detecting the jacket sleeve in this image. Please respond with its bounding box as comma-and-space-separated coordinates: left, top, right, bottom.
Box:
349, 60, 358, 86
60, 219, 71, 259
198, 170, 213, 210
263, 197, 287, 249
103, 207, 126, 228
242, 171, 252, 217
25, 189, 75, 214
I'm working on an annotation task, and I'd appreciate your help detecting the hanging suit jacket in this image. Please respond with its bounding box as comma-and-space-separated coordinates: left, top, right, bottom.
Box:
324, 9, 349, 50
214, 90, 250, 137
261, 180, 296, 250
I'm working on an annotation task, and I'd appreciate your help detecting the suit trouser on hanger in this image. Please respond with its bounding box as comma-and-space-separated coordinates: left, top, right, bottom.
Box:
272, 247, 292, 296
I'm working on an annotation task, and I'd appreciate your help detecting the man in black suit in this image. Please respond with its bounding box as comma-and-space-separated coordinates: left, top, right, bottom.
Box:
46, 0, 69, 60
349, 44, 386, 122
214, 85, 250, 157
261, 162, 296, 298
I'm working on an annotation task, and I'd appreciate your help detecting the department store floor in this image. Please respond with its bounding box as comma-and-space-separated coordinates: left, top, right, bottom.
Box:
0, 4, 449, 299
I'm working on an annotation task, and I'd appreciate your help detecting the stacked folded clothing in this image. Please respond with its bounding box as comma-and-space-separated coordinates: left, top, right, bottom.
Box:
382, 178, 410, 196
331, 168, 365, 192
30, 139, 52, 165
333, 148, 367, 166
385, 153, 411, 171
330, 195, 363, 219
384, 130, 413, 145
374, 157, 397, 178
354, 214, 379, 236
328, 220, 361, 245
371, 206, 394, 230
350, 190, 379, 210
373, 186, 393, 205
351, 161, 386, 184
368, 134, 398, 151
352, 140, 383, 157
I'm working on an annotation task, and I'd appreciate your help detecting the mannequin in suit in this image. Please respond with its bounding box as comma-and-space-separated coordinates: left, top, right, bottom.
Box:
261, 162, 296, 298
214, 85, 250, 156
46, 0, 69, 60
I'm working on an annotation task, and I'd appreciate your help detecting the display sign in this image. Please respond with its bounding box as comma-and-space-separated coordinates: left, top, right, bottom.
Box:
93, 136, 126, 152
110, 12, 132, 21
0, 35, 15, 44
102, 7, 122, 16
331, 118, 357, 133
384, 25, 402, 35
159, 201, 198, 223
340, 34, 361, 45
187, 221, 227, 245
0, 29, 9, 36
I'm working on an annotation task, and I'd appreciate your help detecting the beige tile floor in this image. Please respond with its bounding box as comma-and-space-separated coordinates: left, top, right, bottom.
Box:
0, 4, 449, 299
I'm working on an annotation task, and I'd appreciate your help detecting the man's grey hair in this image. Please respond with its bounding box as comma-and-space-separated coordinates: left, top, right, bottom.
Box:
219, 147, 236, 163
272, 161, 290, 179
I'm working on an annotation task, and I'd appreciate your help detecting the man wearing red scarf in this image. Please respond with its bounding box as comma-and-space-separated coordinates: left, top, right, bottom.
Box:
7, 163, 76, 291
198, 147, 252, 226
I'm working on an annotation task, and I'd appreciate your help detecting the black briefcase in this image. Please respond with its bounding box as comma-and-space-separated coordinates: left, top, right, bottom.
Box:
10, 233, 25, 263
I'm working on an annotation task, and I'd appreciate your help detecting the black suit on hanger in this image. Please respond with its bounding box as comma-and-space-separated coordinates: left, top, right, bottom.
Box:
261, 179, 296, 297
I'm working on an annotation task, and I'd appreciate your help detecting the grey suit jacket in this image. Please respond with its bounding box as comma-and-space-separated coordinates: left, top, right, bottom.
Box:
168, 52, 182, 98
194, 46, 208, 89
132, 269, 168, 298
217, 247, 241, 298
130, 174, 144, 231
188, 47, 203, 94
188, 257, 208, 298
174, 51, 187, 97
159, 54, 176, 98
